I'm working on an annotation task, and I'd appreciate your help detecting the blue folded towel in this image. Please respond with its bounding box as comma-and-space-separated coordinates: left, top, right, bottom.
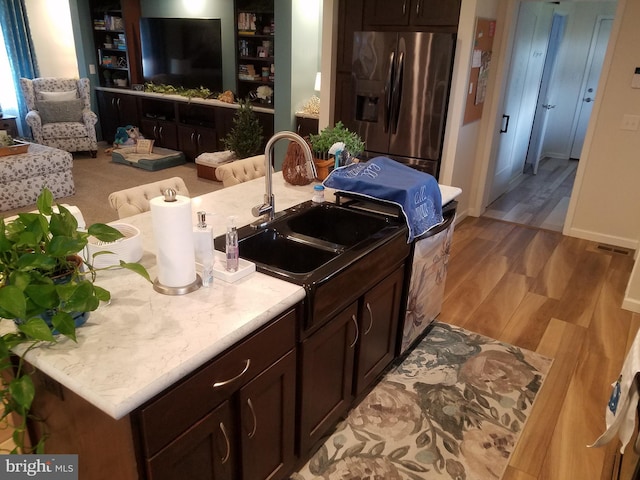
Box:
323, 156, 443, 242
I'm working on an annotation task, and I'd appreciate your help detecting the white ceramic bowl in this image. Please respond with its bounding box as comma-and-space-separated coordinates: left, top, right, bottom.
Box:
86, 223, 143, 268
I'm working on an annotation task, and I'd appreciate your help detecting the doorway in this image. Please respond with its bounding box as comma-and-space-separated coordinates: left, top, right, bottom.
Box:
482, 1, 615, 232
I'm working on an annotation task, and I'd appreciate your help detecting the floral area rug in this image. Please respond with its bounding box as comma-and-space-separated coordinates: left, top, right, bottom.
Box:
292, 322, 553, 480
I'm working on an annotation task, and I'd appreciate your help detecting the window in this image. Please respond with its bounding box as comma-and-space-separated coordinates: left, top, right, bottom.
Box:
0, 23, 20, 119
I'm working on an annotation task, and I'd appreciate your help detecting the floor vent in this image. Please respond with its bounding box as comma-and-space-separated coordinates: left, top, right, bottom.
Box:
595, 243, 633, 256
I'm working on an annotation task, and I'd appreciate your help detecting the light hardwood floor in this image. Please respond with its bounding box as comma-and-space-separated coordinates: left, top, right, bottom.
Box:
441, 215, 639, 479
483, 157, 578, 232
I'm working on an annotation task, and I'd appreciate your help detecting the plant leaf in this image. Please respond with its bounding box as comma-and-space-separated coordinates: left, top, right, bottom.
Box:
88, 223, 124, 243
18, 318, 55, 342
51, 312, 77, 342
36, 188, 53, 216
24, 284, 58, 309
9, 374, 35, 411
120, 261, 152, 282
0, 285, 27, 319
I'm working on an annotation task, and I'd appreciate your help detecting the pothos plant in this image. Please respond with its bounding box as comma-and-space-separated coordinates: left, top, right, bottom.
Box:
0, 188, 151, 453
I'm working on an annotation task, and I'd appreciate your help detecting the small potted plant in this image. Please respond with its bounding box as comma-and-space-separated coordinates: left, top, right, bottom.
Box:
0, 188, 151, 452
223, 99, 264, 159
308, 121, 364, 180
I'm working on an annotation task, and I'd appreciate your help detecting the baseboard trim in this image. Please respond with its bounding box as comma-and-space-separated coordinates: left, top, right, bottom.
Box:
622, 297, 640, 314
563, 226, 639, 251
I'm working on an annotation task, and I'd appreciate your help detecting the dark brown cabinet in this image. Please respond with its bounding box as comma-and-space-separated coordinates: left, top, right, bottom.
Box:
95, 89, 274, 157
363, 0, 461, 27
299, 303, 357, 455
90, 0, 141, 88
234, 0, 275, 106
140, 118, 178, 150
96, 90, 139, 143
177, 125, 217, 161
239, 350, 297, 480
299, 265, 406, 457
146, 401, 235, 480
138, 307, 298, 480
354, 267, 404, 395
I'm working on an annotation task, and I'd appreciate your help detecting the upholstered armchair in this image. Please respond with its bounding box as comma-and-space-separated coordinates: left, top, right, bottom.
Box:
19, 77, 98, 157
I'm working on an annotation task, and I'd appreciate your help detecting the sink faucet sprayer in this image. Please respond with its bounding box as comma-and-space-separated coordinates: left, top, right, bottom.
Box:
252, 131, 316, 225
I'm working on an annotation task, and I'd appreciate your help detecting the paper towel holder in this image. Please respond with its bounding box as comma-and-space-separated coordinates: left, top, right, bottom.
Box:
153, 274, 202, 295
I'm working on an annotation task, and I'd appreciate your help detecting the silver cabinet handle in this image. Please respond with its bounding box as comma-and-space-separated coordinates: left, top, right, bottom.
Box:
191, 132, 196, 144
152, 125, 157, 139
364, 302, 373, 335
219, 422, 230, 464
416, 0, 421, 16
349, 315, 359, 348
402, 0, 407, 15
212, 359, 251, 388
247, 398, 257, 439
158, 126, 164, 142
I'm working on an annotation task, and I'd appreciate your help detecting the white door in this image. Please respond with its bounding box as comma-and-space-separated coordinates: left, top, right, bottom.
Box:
525, 13, 567, 174
569, 16, 613, 159
488, 2, 553, 204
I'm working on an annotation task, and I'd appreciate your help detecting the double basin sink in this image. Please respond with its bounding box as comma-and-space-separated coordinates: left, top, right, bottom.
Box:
214, 199, 410, 331
215, 200, 407, 285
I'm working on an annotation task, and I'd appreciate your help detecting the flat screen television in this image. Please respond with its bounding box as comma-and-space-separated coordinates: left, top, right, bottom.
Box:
139, 17, 223, 92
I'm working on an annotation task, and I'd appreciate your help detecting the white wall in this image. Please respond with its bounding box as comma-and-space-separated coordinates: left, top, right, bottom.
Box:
564, 0, 640, 250
439, 0, 502, 220
25, 0, 78, 77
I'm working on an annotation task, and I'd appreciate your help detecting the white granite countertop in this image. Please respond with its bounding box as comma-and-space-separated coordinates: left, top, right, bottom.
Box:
7, 172, 461, 420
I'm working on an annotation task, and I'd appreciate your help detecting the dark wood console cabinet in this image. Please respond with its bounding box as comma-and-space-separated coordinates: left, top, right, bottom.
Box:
95, 89, 274, 160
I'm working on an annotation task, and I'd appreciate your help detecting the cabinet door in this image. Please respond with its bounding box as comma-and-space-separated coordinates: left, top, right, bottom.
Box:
146, 401, 236, 480
299, 303, 357, 456
141, 119, 178, 150
97, 91, 139, 143
363, 0, 410, 27
239, 349, 296, 480
354, 267, 405, 396
409, 0, 461, 26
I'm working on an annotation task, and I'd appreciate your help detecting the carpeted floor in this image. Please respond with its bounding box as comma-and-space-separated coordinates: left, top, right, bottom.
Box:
292, 322, 553, 480
0, 143, 224, 226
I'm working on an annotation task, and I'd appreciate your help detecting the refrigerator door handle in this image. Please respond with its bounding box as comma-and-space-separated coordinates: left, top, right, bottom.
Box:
389, 50, 404, 135
384, 50, 396, 133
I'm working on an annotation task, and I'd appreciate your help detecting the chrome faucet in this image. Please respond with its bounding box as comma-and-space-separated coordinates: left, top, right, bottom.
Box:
252, 131, 315, 225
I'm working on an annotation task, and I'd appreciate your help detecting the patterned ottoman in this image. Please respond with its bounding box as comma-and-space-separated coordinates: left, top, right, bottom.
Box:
0, 143, 75, 212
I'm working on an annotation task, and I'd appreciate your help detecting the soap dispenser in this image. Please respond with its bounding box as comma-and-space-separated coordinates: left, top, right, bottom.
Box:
193, 211, 214, 287
225, 216, 239, 272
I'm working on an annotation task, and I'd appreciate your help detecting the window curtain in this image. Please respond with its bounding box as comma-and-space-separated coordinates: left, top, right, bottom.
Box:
0, 0, 39, 137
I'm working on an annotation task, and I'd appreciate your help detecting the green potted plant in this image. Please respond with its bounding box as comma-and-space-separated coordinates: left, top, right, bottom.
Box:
223, 99, 264, 159
308, 121, 364, 180
0, 188, 151, 453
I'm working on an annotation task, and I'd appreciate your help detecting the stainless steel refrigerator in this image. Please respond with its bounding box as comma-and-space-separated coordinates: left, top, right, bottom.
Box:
348, 31, 455, 177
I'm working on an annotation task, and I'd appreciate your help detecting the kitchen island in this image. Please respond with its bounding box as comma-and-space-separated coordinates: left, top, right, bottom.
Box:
11, 172, 461, 479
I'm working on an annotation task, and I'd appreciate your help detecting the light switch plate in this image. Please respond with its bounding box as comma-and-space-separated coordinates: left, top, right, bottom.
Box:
621, 114, 640, 131
633, 67, 640, 89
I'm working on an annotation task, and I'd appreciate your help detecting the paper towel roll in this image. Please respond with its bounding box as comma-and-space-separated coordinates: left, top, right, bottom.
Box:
150, 194, 197, 288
